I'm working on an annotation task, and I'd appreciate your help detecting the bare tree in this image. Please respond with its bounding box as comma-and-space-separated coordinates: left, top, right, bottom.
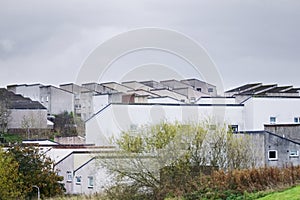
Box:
99, 121, 257, 198
0, 96, 11, 135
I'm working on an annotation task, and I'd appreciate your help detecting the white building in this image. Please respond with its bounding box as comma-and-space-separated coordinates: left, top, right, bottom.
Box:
86, 103, 244, 146
7, 84, 74, 115
85, 83, 300, 146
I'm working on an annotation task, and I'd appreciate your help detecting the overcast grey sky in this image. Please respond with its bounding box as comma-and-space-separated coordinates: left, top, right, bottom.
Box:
0, 0, 299, 90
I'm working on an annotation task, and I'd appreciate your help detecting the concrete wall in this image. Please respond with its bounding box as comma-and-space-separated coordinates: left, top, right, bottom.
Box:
148, 97, 183, 104
264, 132, 300, 167
73, 158, 112, 195
40, 86, 74, 115
9, 109, 47, 129
265, 124, 300, 143
55, 154, 74, 194
86, 104, 245, 146
244, 97, 300, 131
181, 79, 217, 96
8, 84, 41, 101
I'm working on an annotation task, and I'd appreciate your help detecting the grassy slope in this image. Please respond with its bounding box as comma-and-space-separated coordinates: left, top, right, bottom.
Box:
257, 185, 300, 200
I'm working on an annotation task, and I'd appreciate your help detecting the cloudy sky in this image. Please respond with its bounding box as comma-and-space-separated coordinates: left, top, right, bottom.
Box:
0, 0, 299, 91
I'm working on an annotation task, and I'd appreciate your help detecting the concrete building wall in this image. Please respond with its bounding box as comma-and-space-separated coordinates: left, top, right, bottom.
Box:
39, 86, 74, 115
122, 81, 152, 91
244, 97, 300, 131
160, 80, 191, 89
150, 89, 188, 102
181, 79, 217, 96
265, 124, 300, 143
264, 132, 300, 167
73, 158, 112, 195
8, 84, 41, 101
148, 97, 183, 104
197, 97, 236, 104
55, 154, 74, 194
86, 104, 244, 146
9, 109, 48, 129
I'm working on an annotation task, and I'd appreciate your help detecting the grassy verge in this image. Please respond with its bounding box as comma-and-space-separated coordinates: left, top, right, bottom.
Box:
256, 185, 300, 200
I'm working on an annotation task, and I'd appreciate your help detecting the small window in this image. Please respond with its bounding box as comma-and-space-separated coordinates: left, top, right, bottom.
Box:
130, 124, 137, 131
229, 125, 238, 132
290, 150, 299, 157
75, 176, 82, 185
270, 117, 276, 124
209, 124, 216, 130
208, 88, 214, 93
88, 176, 94, 188
196, 88, 202, 92
268, 150, 278, 161
67, 171, 72, 182
294, 117, 300, 123
41, 97, 44, 103
46, 96, 49, 102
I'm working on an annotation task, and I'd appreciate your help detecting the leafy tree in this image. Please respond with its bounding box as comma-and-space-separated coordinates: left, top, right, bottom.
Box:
100, 121, 257, 199
53, 111, 83, 136
0, 149, 21, 199
7, 145, 65, 198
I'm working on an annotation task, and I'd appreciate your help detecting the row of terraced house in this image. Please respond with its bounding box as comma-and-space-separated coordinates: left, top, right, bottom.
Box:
2, 78, 300, 194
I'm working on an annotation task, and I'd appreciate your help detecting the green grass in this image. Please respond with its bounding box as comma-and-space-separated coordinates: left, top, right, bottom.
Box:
256, 185, 300, 200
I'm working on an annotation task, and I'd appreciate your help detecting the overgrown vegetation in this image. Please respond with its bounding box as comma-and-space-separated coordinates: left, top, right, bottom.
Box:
53, 111, 84, 137
99, 121, 261, 199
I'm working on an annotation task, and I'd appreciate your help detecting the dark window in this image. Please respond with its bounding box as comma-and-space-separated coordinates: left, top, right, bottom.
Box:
270, 117, 276, 124
208, 88, 214, 93
76, 176, 82, 185
196, 88, 202, 92
229, 125, 238, 132
268, 150, 278, 160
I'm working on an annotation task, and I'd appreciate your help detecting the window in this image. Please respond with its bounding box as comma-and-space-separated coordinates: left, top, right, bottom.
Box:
208, 88, 214, 93
67, 171, 72, 182
130, 124, 137, 131
196, 88, 202, 92
88, 176, 94, 188
294, 117, 300, 123
209, 124, 216, 130
268, 150, 278, 161
270, 117, 276, 124
75, 176, 82, 185
290, 150, 299, 157
46, 96, 49, 102
229, 125, 238, 132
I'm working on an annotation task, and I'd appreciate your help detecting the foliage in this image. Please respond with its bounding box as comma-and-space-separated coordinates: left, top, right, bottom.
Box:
53, 111, 84, 136
6, 145, 65, 198
100, 121, 256, 199
0, 91, 11, 134
2, 133, 22, 143
180, 165, 300, 200
0, 148, 21, 199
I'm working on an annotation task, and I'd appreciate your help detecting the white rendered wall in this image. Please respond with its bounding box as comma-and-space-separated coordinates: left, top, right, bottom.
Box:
244, 97, 300, 131
86, 104, 244, 146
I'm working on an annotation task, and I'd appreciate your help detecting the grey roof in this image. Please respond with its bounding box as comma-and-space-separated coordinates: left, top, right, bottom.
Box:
226, 83, 300, 96
0, 88, 46, 110
225, 83, 262, 93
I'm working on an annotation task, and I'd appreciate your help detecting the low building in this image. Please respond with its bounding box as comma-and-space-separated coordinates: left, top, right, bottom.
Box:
7, 84, 74, 115
0, 88, 48, 134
